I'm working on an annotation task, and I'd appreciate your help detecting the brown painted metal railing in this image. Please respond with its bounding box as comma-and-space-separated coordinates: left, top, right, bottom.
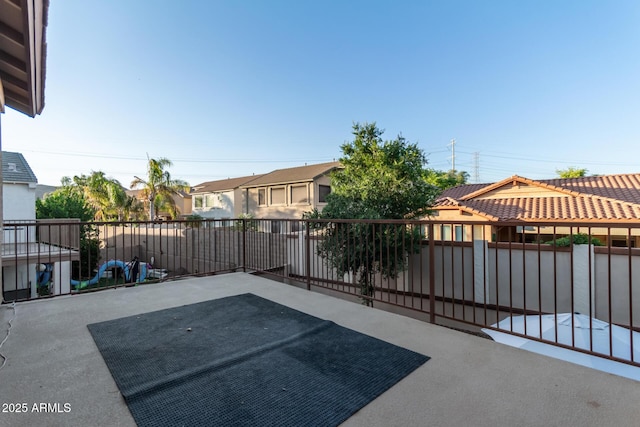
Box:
3, 217, 640, 369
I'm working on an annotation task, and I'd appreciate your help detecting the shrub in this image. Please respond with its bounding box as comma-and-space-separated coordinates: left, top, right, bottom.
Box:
234, 214, 258, 231
546, 233, 604, 247
185, 214, 203, 228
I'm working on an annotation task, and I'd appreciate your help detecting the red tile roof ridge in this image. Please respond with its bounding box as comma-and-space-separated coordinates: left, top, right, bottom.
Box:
458, 175, 582, 201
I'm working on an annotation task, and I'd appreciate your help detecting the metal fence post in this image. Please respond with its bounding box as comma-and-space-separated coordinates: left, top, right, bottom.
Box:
429, 223, 436, 324
242, 218, 247, 272
305, 220, 311, 291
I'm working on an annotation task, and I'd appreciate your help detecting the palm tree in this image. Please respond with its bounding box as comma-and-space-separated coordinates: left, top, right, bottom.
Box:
122, 195, 146, 221
74, 172, 128, 221
130, 157, 189, 220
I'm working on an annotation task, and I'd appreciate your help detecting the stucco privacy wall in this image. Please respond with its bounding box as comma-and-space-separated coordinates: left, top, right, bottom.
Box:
99, 225, 286, 276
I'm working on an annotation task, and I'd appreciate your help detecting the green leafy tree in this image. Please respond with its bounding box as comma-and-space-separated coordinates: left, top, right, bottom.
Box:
36, 183, 100, 281
36, 185, 92, 221
424, 169, 469, 191
130, 157, 189, 220
305, 122, 438, 305
556, 167, 588, 178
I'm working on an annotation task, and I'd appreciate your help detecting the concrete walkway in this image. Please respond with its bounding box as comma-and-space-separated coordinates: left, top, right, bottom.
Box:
1, 273, 639, 427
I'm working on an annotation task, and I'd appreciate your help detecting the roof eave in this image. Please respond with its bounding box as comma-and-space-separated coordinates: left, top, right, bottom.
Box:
240, 177, 315, 189
0, 0, 48, 117
430, 205, 499, 221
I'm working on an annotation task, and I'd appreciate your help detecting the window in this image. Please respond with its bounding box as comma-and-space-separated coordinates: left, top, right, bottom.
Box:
258, 189, 266, 206
441, 225, 451, 241
194, 196, 203, 208
454, 225, 463, 242
441, 225, 464, 241
290, 185, 308, 204
271, 187, 286, 205
318, 185, 331, 203
206, 194, 219, 208
612, 239, 634, 248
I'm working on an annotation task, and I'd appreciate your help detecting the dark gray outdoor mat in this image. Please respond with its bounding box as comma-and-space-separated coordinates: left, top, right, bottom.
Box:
88, 293, 429, 427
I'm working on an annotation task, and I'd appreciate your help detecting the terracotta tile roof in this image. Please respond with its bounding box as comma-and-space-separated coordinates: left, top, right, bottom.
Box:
539, 174, 640, 205
434, 173, 640, 222
451, 197, 640, 221
191, 175, 265, 194
240, 161, 342, 187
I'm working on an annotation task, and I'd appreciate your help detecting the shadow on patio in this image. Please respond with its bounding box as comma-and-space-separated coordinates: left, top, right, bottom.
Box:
1, 273, 639, 427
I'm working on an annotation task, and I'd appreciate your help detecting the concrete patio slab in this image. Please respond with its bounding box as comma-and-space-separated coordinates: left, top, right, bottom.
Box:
1, 273, 639, 427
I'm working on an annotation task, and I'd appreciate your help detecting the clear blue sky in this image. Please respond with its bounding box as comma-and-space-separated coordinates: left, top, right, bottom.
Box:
3, 0, 640, 186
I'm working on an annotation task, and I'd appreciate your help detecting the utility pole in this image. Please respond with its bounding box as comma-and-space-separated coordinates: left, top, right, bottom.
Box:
449, 138, 456, 172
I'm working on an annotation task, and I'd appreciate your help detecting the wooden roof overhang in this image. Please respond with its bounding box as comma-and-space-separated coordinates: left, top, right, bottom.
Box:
0, 0, 48, 117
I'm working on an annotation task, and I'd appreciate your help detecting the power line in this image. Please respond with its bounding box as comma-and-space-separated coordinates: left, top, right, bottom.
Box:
455, 149, 639, 168
17, 149, 335, 164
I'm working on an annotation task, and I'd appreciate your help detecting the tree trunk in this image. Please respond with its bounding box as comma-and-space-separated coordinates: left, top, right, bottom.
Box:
149, 200, 155, 221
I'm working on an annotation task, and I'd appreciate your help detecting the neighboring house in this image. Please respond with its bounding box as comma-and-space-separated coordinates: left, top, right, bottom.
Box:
172, 190, 192, 218
2, 152, 38, 221
2, 152, 77, 301
431, 174, 640, 247
191, 175, 264, 220
240, 161, 342, 230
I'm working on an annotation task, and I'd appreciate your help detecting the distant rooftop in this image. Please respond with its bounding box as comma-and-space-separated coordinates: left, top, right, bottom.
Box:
191, 174, 266, 194
240, 161, 342, 188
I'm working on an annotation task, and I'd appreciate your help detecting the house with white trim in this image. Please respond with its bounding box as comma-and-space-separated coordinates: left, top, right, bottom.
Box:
191, 174, 264, 220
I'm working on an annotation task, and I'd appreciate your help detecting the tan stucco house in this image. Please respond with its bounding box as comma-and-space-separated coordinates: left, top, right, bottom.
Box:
431, 174, 640, 247
240, 161, 341, 222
